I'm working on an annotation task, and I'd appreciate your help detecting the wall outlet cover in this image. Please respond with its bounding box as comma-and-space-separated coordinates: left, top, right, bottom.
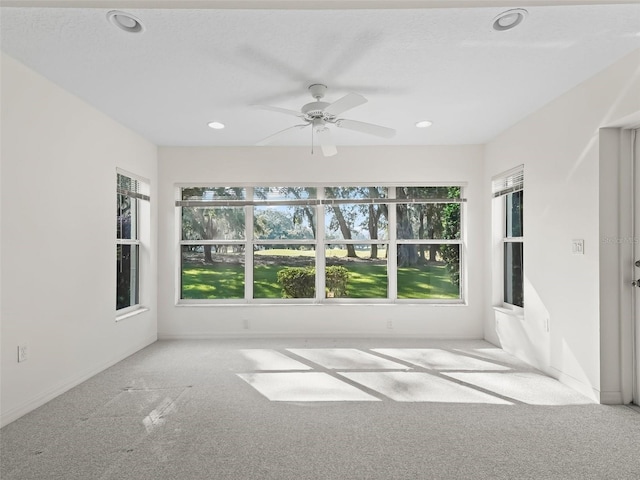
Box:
571, 239, 584, 255
18, 345, 28, 363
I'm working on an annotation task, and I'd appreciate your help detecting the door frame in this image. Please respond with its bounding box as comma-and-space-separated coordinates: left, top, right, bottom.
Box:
601, 124, 638, 405
632, 127, 640, 404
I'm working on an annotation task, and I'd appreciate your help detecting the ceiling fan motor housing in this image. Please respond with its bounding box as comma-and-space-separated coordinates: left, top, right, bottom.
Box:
302, 101, 335, 121
255, 83, 395, 155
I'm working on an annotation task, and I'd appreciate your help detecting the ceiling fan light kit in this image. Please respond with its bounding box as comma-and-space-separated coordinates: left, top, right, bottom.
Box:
254, 84, 396, 157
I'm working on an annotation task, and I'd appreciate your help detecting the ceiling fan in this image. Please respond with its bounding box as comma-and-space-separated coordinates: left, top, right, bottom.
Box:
254, 84, 396, 157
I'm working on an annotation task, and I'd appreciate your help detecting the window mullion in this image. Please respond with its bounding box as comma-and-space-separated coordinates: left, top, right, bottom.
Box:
388, 187, 397, 300
317, 188, 326, 301
116, 239, 140, 245
245, 187, 254, 301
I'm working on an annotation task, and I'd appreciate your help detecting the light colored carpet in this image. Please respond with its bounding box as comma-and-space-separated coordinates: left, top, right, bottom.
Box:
2, 338, 639, 479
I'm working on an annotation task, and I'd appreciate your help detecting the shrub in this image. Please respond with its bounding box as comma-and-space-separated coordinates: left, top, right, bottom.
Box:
277, 267, 315, 298
441, 187, 461, 287
276, 266, 350, 298
325, 266, 349, 297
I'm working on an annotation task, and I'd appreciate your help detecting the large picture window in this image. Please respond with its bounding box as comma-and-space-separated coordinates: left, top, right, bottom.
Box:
116, 172, 149, 312
176, 185, 465, 303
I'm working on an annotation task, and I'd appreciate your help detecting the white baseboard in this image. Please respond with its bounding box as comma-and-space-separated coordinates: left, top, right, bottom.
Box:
157, 332, 483, 340
599, 391, 624, 405
549, 367, 600, 403
0, 335, 157, 428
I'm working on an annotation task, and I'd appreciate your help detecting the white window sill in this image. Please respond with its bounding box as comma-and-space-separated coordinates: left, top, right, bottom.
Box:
493, 306, 524, 320
175, 301, 467, 307
116, 306, 149, 322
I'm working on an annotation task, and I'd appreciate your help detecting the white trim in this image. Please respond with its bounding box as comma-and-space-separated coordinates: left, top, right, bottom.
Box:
180, 239, 246, 245
548, 367, 600, 403
116, 306, 149, 322
178, 184, 465, 304
116, 238, 141, 245
245, 187, 254, 300
502, 191, 524, 308
157, 332, 482, 341
175, 299, 467, 307
316, 187, 326, 301
117, 174, 144, 312
396, 239, 462, 244
387, 186, 398, 300
631, 127, 640, 405
599, 391, 624, 405
493, 305, 524, 319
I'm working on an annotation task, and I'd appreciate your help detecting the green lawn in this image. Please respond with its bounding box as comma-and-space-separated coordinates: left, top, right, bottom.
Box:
182, 263, 245, 299
182, 257, 459, 300
397, 265, 460, 299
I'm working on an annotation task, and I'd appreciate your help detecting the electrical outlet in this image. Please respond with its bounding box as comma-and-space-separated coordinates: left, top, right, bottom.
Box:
243, 319, 249, 330
386, 319, 393, 329
545, 318, 550, 333
572, 239, 584, 255
18, 345, 28, 363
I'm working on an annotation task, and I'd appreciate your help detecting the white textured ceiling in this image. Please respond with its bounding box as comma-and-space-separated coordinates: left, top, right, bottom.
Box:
1, 3, 639, 146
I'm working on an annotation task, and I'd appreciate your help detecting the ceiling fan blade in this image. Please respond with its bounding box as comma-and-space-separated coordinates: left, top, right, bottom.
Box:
252, 104, 304, 118
256, 124, 308, 146
315, 128, 337, 157
336, 119, 396, 139
324, 92, 367, 116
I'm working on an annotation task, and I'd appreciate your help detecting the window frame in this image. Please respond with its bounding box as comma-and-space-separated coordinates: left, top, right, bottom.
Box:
493, 167, 524, 312
176, 183, 466, 305
116, 170, 149, 317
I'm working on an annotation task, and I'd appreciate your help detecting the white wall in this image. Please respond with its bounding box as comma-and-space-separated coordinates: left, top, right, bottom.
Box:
158, 145, 484, 339
0, 54, 158, 426
483, 49, 640, 402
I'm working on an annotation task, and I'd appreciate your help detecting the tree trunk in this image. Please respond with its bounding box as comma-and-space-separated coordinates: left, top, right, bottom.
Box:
396, 204, 418, 266
429, 244, 439, 262
303, 206, 316, 237
331, 205, 357, 257
398, 244, 418, 267
418, 208, 425, 261
204, 244, 213, 263
368, 205, 379, 259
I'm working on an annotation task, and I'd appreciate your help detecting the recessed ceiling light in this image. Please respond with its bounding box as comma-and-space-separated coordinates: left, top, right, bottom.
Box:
208, 121, 225, 130
107, 11, 144, 33
415, 120, 433, 128
493, 9, 528, 32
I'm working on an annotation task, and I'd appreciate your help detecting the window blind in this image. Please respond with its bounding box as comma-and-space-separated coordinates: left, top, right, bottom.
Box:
492, 166, 524, 198
175, 197, 466, 207
117, 173, 150, 201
